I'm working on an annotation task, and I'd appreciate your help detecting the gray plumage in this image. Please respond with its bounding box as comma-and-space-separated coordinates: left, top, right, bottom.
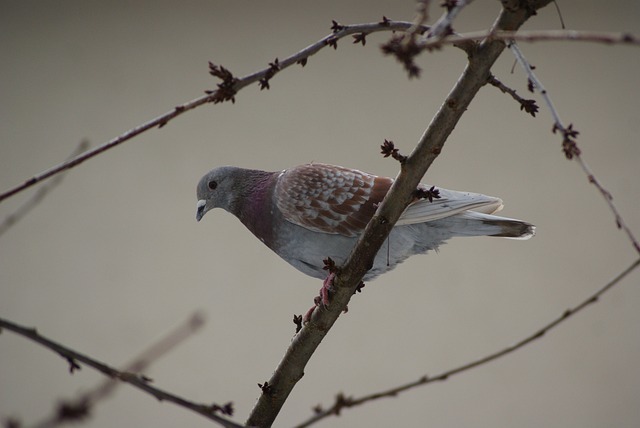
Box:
196, 163, 534, 281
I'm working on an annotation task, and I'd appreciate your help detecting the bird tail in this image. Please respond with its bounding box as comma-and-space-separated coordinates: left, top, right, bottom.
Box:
448, 211, 535, 240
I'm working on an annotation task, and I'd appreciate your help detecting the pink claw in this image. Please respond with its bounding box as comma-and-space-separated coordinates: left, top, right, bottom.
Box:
302, 305, 316, 324
321, 272, 335, 307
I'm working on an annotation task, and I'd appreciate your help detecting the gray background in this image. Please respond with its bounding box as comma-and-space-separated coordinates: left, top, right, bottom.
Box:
1, 1, 639, 427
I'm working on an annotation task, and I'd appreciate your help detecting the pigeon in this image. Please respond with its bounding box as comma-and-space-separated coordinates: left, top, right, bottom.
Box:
196, 163, 534, 284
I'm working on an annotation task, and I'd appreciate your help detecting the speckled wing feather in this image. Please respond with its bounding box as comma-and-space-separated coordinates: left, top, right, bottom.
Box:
275, 163, 508, 237
275, 163, 391, 237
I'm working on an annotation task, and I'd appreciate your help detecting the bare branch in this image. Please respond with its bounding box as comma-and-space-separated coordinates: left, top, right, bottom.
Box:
295, 258, 640, 427
2, 22, 636, 206
496, 29, 639, 44
416, 28, 640, 53
427, 0, 473, 39
378, 0, 474, 78
0, 140, 89, 237
245, 2, 555, 427
0, 20, 428, 205
487, 75, 539, 117
0, 314, 244, 428
508, 41, 640, 254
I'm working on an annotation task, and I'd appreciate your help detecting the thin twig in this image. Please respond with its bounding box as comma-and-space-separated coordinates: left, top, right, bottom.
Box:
421, 29, 640, 50
295, 258, 640, 428
551, 0, 566, 29
495, 29, 638, 44
508, 40, 640, 254
0, 140, 89, 237
487, 74, 539, 116
0, 313, 244, 428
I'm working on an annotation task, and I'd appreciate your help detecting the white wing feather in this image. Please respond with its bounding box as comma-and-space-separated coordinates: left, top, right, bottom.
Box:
396, 188, 503, 226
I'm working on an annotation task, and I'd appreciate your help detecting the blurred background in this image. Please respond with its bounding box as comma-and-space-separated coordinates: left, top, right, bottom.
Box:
1, 1, 639, 427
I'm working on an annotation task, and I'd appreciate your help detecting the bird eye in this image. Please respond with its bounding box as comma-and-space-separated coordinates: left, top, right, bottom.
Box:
208, 180, 217, 190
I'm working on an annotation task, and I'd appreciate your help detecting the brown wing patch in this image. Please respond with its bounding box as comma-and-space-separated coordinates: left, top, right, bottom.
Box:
275, 163, 392, 237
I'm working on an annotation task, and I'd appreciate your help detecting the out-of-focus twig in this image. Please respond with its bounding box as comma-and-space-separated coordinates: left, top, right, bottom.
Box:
0, 140, 89, 237
427, 0, 473, 39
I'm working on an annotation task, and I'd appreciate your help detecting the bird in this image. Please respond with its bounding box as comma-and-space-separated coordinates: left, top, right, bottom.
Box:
196, 163, 534, 287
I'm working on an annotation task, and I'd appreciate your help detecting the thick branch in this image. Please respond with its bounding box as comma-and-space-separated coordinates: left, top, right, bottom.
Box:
245, 2, 554, 427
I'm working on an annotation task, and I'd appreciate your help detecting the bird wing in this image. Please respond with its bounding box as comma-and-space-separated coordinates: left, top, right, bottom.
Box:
275, 163, 505, 237
275, 163, 391, 237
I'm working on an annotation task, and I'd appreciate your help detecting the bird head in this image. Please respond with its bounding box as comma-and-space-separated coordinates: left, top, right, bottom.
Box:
196, 166, 241, 221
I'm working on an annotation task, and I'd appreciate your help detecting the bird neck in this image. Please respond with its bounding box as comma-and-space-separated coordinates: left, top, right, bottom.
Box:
235, 170, 278, 243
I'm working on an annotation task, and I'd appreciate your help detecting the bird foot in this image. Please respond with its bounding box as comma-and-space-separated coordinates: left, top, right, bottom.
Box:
303, 272, 345, 323
302, 300, 319, 324
320, 272, 336, 307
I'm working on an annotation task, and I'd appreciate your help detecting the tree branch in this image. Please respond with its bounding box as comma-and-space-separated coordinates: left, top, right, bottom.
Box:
508, 40, 640, 254
487, 75, 539, 116
1, 20, 635, 206
0, 314, 243, 428
295, 257, 640, 427
427, 0, 473, 39
430, 29, 640, 48
0, 20, 428, 205
245, 1, 554, 427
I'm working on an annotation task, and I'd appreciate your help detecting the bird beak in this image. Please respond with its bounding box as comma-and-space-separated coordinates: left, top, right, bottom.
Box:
196, 200, 207, 222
